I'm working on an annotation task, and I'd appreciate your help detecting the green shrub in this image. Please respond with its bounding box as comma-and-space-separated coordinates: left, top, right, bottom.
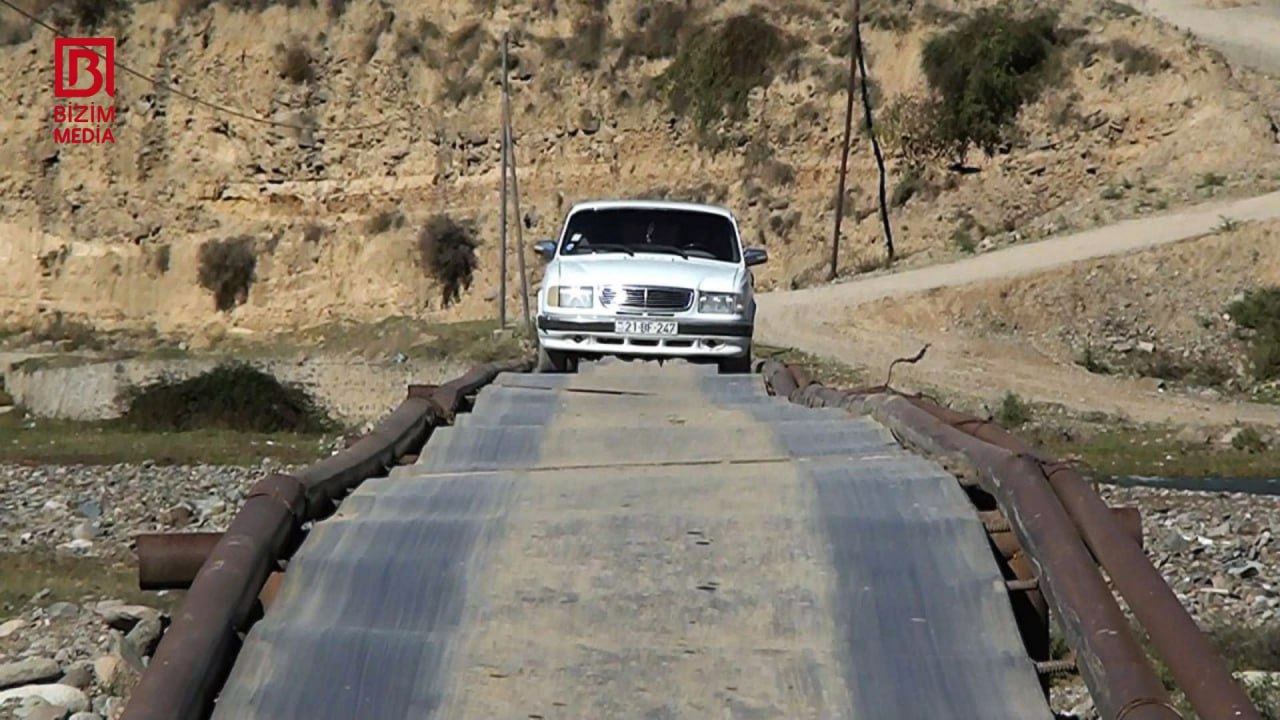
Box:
1227, 287, 1280, 333
951, 227, 976, 254
1228, 287, 1280, 380
656, 12, 792, 142
920, 3, 1064, 160
197, 236, 257, 312
123, 363, 334, 433
995, 391, 1032, 427
1232, 426, 1268, 454
417, 215, 479, 308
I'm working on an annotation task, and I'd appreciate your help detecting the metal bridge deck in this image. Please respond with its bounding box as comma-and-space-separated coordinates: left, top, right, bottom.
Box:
212, 360, 1052, 720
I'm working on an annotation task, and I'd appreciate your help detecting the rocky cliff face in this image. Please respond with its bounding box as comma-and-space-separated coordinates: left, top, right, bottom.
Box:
1, 0, 1276, 340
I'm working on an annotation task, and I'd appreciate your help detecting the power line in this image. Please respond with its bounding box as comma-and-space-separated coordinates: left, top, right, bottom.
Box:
0, 0, 400, 133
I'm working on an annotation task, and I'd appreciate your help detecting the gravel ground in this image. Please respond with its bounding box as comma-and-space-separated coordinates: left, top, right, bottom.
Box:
0, 463, 294, 562
1, 463, 1277, 718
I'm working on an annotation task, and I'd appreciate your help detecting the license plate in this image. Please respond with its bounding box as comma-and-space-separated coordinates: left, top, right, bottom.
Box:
614, 319, 678, 336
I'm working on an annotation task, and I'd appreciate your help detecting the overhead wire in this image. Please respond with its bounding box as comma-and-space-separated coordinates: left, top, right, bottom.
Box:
0, 0, 402, 133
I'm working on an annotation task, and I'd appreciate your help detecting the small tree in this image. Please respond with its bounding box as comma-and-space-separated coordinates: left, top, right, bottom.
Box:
920, 3, 1062, 161
417, 215, 478, 308
198, 236, 257, 312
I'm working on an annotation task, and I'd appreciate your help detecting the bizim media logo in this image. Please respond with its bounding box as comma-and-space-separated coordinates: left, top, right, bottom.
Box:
53, 37, 116, 145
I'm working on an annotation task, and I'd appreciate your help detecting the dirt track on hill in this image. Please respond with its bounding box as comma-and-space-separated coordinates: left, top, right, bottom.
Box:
756, 190, 1280, 427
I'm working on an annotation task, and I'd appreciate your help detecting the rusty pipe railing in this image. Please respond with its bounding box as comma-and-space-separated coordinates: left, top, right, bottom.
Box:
121, 358, 530, 720
760, 361, 1184, 720
135, 532, 224, 590
900, 389, 1258, 720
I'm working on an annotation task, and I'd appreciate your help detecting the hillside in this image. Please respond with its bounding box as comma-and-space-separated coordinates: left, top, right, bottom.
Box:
0, 0, 1278, 341
848, 219, 1280, 402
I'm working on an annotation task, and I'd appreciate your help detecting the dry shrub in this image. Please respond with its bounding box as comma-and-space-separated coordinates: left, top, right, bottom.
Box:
278, 41, 316, 84
123, 363, 334, 433
47, 0, 130, 31
365, 208, 405, 235
416, 215, 478, 308
620, 2, 689, 62
197, 236, 257, 312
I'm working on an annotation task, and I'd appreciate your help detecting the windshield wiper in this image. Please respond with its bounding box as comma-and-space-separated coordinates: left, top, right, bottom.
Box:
579, 243, 635, 256
636, 244, 689, 259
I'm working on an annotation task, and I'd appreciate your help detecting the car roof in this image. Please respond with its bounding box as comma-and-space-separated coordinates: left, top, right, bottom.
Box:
566, 199, 736, 219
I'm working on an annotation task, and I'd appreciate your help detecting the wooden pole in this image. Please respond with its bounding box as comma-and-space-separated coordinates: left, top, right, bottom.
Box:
497, 33, 509, 329
502, 35, 531, 328
855, 0, 894, 263
829, 0, 858, 281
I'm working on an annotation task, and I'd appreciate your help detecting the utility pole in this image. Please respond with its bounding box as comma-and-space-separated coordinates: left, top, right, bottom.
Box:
856, 0, 895, 263
501, 33, 531, 329
829, 0, 859, 281
497, 33, 510, 329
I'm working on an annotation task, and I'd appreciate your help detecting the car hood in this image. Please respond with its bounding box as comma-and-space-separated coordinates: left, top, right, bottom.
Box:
551, 254, 744, 292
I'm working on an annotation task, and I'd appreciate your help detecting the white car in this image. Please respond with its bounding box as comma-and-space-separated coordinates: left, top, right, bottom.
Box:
533, 199, 767, 374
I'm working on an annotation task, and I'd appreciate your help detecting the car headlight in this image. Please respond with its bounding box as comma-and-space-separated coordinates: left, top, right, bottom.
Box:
698, 292, 744, 314
548, 285, 593, 309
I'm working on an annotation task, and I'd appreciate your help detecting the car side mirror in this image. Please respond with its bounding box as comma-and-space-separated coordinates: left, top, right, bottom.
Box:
533, 240, 556, 260
744, 248, 768, 267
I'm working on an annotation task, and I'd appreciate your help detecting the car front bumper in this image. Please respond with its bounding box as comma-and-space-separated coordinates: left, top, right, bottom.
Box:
537, 313, 752, 357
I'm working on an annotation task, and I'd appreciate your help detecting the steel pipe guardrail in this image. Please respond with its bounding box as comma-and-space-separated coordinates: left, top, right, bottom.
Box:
760, 360, 1260, 720
120, 358, 532, 720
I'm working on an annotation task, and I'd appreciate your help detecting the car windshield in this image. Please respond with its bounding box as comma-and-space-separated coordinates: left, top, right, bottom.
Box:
558, 208, 740, 263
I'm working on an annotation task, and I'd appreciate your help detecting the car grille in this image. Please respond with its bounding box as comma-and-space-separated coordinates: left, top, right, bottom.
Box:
600, 285, 693, 312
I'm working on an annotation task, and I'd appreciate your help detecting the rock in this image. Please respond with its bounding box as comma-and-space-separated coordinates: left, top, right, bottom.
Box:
94, 603, 160, 632
0, 685, 89, 714
91, 656, 122, 690
58, 663, 92, 691
157, 504, 193, 528
25, 701, 70, 720
1219, 427, 1245, 446
1068, 697, 1097, 719
76, 501, 101, 520
0, 659, 62, 691
45, 603, 79, 621
0, 619, 24, 638
1161, 532, 1192, 554
108, 631, 145, 675
55, 540, 93, 554
70, 522, 99, 541
68, 713, 101, 720
1228, 562, 1263, 579
1135, 340, 1155, 353
1238, 670, 1280, 688
125, 615, 164, 657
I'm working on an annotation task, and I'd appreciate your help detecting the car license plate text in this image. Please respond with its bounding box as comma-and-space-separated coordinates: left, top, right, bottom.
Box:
614, 319, 677, 336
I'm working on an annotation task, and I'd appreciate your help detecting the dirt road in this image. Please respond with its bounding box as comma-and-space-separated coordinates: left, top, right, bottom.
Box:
1130, 0, 1280, 75
755, 190, 1280, 427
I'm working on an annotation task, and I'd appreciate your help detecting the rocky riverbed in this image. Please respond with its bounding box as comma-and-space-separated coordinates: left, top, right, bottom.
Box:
1, 462, 1277, 718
